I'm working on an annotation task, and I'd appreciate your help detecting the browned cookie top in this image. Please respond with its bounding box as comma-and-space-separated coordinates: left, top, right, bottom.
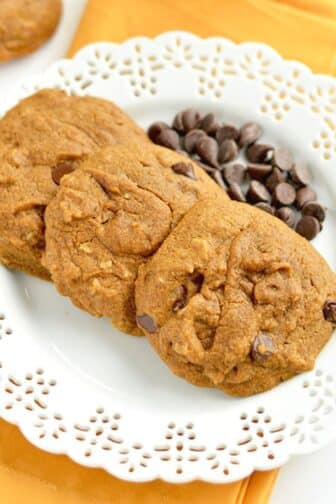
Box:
0, 89, 148, 278
43, 143, 224, 335
0, 0, 62, 61
135, 198, 336, 396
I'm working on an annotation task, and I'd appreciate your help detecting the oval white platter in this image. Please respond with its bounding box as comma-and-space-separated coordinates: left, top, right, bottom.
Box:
0, 32, 336, 483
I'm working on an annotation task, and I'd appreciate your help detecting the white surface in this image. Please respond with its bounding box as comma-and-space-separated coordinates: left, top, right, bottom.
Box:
0, 5, 335, 500
1, 33, 336, 487
271, 441, 336, 504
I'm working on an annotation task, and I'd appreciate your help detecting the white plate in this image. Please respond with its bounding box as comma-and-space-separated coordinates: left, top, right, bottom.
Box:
1, 32, 336, 484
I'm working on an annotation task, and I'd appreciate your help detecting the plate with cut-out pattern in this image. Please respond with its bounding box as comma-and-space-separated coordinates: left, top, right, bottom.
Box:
1, 32, 336, 483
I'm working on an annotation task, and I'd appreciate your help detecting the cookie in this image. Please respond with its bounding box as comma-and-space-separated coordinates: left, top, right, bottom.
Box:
135, 198, 336, 396
0, 0, 62, 61
43, 143, 225, 335
0, 89, 148, 279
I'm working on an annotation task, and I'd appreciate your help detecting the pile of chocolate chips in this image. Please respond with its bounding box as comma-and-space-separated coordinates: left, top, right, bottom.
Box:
148, 109, 326, 240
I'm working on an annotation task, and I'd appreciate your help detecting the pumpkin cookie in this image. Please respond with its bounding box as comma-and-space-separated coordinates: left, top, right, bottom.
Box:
43, 143, 224, 335
0, 88, 148, 279
0, 0, 62, 61
135, 198, 336, 395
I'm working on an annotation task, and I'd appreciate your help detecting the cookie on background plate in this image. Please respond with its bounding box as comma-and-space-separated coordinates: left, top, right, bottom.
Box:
0, 88, 149, 279
0, 0, 62, 61
43, 143, 225, 335
135, 198, 336, 396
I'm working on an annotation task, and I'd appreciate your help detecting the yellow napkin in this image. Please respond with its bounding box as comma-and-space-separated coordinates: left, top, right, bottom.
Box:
69, 0, 336, 75
4, 0, 336, 502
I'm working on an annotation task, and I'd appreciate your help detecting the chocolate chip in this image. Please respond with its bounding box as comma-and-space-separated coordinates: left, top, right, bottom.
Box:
171, 162, 197, 180
251, 333, 275, 362
216, 124, 239, 144
255, 202, 275, 215
184, 129, 206, 153
296, 187, 317, 209
290, 162, 312, 186
296, 216, 320, 240
172, 112, 184, 132
196, 160, 217, 174
247, 163, 272, 181
246, 143, 274, 164
211, 170, 228, 190
238, 122, 262, 147
136, 314, 157, 333
156, 128, 180, 150
247, 180, 271, 203
273, 182, 296, 206
182, 108, 202, 132
36, 238, 46, 250
266, 167, 287, 192
218, 139, 238, 164
196, 136, 219, 167
273, 148, 294, 172
191, 272, 204, 291
199, 113, 219, 135
52, 162, 75, 185
148, 121, 169, 142
223, 163, 246, 185
172, 285, 188, 312
323, 300, 336, 323
276, 207, 296, 228
228, 182, 246, 202
302, 201, 326, 222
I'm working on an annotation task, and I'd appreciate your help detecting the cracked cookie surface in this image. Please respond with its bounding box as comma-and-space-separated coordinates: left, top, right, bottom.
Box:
0, 89, 148, 279
135, 198, 336, 395
43, 143, 224, 335
0, 0, 62, 61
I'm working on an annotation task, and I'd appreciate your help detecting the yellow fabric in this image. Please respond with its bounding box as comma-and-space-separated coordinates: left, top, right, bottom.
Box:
5, 0, 336, 502
69, 0, 336, 75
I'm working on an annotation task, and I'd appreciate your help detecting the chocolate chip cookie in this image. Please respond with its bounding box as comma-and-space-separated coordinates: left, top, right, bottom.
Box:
43, 143, 224, 335
135, 198, 336, 395
0, 89, 148, 279
0, 0, 62, 61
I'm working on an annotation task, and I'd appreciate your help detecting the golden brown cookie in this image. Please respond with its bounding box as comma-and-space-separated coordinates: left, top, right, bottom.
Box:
0, 88, 148, 279
0, 0, 62, 61
135, 198, 336, 396
43, 143, 225, 335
